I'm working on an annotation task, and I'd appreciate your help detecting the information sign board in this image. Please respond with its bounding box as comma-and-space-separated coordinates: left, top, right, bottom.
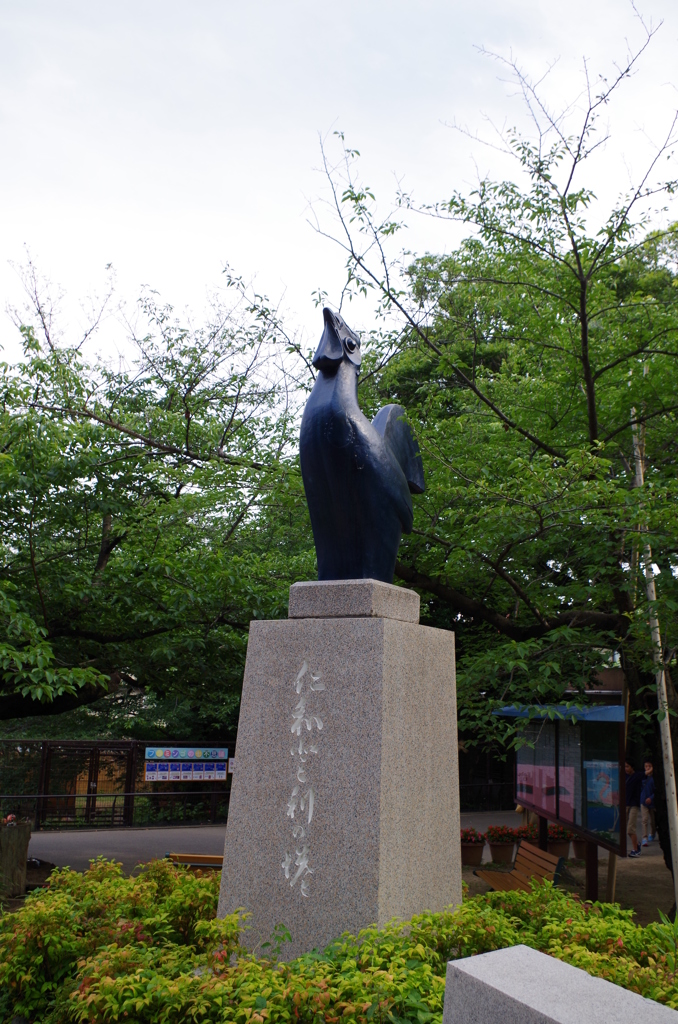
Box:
142, 743, 229, 785
498, 704, 625, 855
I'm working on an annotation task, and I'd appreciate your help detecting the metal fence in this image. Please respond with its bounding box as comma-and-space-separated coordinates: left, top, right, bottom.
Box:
1, 790, 230, 830
0, 739, 236, 830
459, 781, 515, 812
1, 740, 516, 828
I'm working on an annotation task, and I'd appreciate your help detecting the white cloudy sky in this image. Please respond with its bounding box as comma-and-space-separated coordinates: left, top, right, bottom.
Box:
1, 0, 677, 359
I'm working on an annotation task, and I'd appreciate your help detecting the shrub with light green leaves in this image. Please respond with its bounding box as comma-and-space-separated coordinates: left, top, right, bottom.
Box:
0, 857, 237, 1022
3, 859, 678, 1023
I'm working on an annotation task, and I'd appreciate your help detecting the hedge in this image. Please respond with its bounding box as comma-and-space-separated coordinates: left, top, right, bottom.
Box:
2, 857, 678, 1023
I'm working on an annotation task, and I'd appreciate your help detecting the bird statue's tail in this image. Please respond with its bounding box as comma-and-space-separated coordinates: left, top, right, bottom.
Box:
372, 404, 425, 494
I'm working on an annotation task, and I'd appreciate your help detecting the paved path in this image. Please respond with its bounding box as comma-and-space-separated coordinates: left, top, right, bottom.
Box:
24, 811, 516, 874
460, 810, 522, 831
28, 825, 227, 873
27, 812, 516, 873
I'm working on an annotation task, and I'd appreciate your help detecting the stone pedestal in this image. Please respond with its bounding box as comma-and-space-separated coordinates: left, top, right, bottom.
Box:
218, 579, 461, 959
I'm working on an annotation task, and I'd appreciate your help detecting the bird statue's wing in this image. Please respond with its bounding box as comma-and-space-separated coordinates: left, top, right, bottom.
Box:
372, 404, 425, 494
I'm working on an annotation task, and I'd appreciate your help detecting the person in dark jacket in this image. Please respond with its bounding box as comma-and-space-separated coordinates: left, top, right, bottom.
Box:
641, 758, 656, 846
625, 760, 644, 857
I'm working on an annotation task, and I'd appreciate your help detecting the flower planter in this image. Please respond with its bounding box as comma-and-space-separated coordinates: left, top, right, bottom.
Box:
572, 840, 587, 860
461, 843, 484, 867
489, 842, 515, 863
0, 822, 31, 897
547, 841, 570, 860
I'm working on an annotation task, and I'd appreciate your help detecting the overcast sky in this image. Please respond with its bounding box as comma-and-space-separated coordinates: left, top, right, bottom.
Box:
1, 0, 677, 359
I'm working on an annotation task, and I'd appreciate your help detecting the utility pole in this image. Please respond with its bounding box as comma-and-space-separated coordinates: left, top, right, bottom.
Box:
632, 414, 678, 912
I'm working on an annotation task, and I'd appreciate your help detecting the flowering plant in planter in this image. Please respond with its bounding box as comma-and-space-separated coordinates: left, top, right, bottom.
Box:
485, 825, 517, 844
515, 823, 538, 842
460, 827, 485, 845
548, 824, 575, 842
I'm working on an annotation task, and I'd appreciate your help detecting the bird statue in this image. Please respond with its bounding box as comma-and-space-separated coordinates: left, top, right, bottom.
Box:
300, 307, 425, 583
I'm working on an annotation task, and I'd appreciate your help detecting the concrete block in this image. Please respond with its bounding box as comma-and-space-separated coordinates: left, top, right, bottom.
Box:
443, 944, 678, 1023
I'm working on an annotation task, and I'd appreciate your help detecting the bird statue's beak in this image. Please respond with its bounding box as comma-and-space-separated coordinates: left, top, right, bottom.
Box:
312, 308, 345, 372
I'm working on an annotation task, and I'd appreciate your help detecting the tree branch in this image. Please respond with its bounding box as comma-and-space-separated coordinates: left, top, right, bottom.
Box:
395, 560, 628, 640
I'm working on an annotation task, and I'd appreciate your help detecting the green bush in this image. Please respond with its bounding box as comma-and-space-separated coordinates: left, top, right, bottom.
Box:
3, 859, 678, 1023
0, 857, 237, 1022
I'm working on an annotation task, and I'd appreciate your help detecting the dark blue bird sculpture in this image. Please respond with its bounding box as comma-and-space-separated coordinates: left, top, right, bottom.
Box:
300, 307, 425, 583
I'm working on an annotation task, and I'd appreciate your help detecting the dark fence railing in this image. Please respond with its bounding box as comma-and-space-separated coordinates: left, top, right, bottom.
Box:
1, 791, 230, 830
2, 784, 513, 828
459, 781, 515, 813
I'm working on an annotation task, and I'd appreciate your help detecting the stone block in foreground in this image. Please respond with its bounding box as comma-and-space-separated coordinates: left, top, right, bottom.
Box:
443, 945, 678, 1024
219, 579, 459, 959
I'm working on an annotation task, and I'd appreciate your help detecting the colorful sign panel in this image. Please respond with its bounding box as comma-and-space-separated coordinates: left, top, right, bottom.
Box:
145, 746, 228, 760
145, 761, 228, 781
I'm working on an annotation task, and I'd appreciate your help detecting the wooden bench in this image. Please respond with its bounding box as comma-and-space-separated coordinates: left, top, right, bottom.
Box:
474, 840, 564, 892
166, 853, 223, 870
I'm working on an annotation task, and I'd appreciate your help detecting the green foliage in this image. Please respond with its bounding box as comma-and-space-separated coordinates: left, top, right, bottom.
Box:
376, 223, 678, 749
0, 581, 104, 703
316, 39, 678, 764
4, 861, 678, 1022
0, 857, 236, 1021
0, 275, 315, 736
4, 33, 678, 767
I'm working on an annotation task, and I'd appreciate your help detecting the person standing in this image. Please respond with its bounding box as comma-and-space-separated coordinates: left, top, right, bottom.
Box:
625, 760, 644, 857
641, 758, 656, 846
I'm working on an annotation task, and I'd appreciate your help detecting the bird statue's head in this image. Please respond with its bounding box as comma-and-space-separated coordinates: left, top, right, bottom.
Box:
312, 308, 361, 373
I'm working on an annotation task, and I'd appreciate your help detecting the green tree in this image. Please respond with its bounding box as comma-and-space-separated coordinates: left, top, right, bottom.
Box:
316, 25, 678, 770
0, 265, 314, 738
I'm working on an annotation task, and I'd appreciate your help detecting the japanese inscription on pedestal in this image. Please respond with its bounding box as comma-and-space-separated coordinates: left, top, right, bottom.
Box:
281, 660, 326, 898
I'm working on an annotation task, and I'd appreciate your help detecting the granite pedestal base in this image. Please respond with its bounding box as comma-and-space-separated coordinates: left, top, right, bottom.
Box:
218, 580, 460, 959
